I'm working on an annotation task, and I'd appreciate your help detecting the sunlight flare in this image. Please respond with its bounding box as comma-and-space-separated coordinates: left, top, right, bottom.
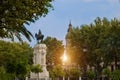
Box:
62, 50, 68, 63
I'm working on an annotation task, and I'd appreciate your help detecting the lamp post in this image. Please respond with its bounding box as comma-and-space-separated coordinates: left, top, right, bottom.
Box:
82, 46, 87, 80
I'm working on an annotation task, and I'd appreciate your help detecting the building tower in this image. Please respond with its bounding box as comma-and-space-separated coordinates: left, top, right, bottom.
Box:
66, 21, 72, 52
65, 22, 73, 66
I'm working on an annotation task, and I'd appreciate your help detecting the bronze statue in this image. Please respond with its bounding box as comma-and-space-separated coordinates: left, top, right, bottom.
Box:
35, 29, 44, 43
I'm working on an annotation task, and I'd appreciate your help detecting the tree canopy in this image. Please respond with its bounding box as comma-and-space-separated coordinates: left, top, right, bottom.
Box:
67, 17, 120, 78
0, 0, 53, 41
43, 36, 64, 78
44, 36, 64, 66
0, 40, 33, 79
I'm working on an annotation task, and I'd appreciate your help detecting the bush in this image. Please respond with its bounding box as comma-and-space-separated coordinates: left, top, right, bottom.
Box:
86, 70, 95, 80
0, 66, 14, 80
103, 68, 111, 78
111, 69, 120, 80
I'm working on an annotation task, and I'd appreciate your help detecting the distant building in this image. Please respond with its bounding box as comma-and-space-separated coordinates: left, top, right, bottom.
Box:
65, 22, 78, 68
66, 21, 72, 53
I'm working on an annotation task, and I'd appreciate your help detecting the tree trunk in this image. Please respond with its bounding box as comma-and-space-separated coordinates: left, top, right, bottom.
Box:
115, 55, 118, 70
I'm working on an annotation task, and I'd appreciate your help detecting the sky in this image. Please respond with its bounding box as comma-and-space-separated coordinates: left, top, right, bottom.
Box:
26, 0, 120, 47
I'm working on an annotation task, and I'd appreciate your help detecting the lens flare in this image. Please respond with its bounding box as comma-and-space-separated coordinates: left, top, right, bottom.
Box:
63, 53, 67, 62
62, 50, 67, 63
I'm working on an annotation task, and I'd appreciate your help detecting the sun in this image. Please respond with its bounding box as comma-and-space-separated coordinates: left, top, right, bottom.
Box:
63, 53, 67, 62
61, 50, 68, 63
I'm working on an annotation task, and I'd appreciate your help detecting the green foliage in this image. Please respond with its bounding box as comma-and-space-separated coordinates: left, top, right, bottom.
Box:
44, 37, 65, 79
53, 65, 65, 77
69, 68, 81, 78
111, 69, 120, 80
86, 70, 95, 80
31, 64, 42, 73
43, 36, 64, 69
68, 17, 120, 77
103, 68, 111, 77
0, 66, 15, 80
0, 66, 7, 80
0, 40, 33, 79
0, 0, 53, 41
49, 70, 55, 79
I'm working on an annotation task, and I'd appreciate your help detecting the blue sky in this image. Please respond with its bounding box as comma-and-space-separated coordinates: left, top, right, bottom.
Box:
26, 0, 120, 46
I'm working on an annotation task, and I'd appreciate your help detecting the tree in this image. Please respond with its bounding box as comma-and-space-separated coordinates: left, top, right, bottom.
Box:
43, 36, 64, 70
53, 65, 65, 79
69, 67, 81, 79
43, 36, 64, 79
102, 18, 120, 70
67, 17, 120, 79
0, 40, 33, 79
0, 66, 15, 80
103, 68, 111, 79
111, 69, 120, 80
0, 0, 53, 41
86, 70, 95, 80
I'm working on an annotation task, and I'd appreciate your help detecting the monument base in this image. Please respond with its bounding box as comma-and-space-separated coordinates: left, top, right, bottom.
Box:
30, 43, 49, 80
30, 70, 49, 80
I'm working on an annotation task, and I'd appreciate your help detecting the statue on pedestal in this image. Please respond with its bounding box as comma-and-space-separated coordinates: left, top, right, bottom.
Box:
30, 30, 49, 80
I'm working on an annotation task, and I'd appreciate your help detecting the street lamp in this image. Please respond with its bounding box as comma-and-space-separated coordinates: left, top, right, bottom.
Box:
82, 46, 87, 80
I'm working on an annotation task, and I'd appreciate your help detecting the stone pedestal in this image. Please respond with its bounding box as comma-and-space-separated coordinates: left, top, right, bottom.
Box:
30, 43, 49, 80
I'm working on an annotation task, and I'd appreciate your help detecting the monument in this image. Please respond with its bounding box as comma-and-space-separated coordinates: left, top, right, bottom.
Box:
30, 30, 49, 80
